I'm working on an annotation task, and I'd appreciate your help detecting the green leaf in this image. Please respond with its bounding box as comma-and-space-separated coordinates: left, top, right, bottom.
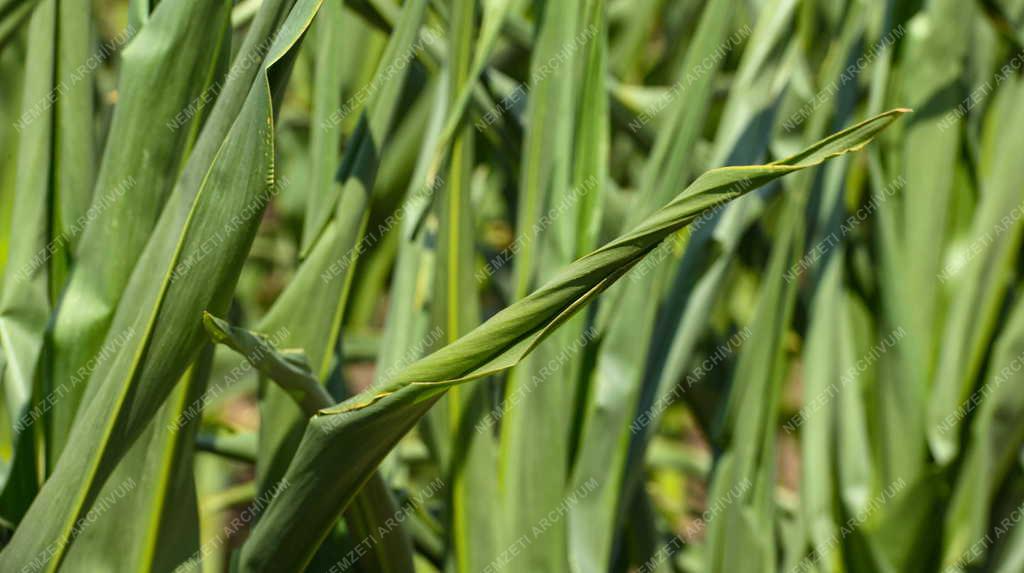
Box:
35, 3, 234, 566
236, 109, 906, 573
0, 0, 56, 524
927, 77, 1024, 464
0, 0, 319, 568
0, 0, 40, 47
48, 0, 231, 467
61, 342, 215, 571
433, 0, 498, 571
204, 313, 334, 415
0, 0, 99, 520
707, 194, 803, 573
495, 0, 585, 568
245, 5, 430, 572
941, 292, 1024, 569
253, 0, 430, 495
570, 0, 788, 566
894, 1, 973, 476
299, 0, 383, 256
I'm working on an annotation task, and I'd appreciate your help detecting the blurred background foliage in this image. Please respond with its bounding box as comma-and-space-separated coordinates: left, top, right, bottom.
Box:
0, 0, 1023, 572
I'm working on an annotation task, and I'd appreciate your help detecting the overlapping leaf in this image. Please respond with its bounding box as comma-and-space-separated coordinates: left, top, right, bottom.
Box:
237, 109, 906, 572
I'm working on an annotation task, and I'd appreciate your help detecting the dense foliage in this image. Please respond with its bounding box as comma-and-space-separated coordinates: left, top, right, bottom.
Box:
0, 1, 1021, 572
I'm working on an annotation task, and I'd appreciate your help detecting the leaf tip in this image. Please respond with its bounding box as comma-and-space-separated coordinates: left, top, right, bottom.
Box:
202, 311, 231, 344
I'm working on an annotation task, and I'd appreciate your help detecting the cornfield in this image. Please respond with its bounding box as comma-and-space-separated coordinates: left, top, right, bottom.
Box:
0, 0, 1022, 572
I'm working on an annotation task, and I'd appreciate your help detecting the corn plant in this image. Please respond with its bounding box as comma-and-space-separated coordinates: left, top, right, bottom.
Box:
0, 0, 1020, 573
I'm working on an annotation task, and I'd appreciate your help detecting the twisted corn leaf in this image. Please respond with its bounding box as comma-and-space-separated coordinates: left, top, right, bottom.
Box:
237, 108, 907, 572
